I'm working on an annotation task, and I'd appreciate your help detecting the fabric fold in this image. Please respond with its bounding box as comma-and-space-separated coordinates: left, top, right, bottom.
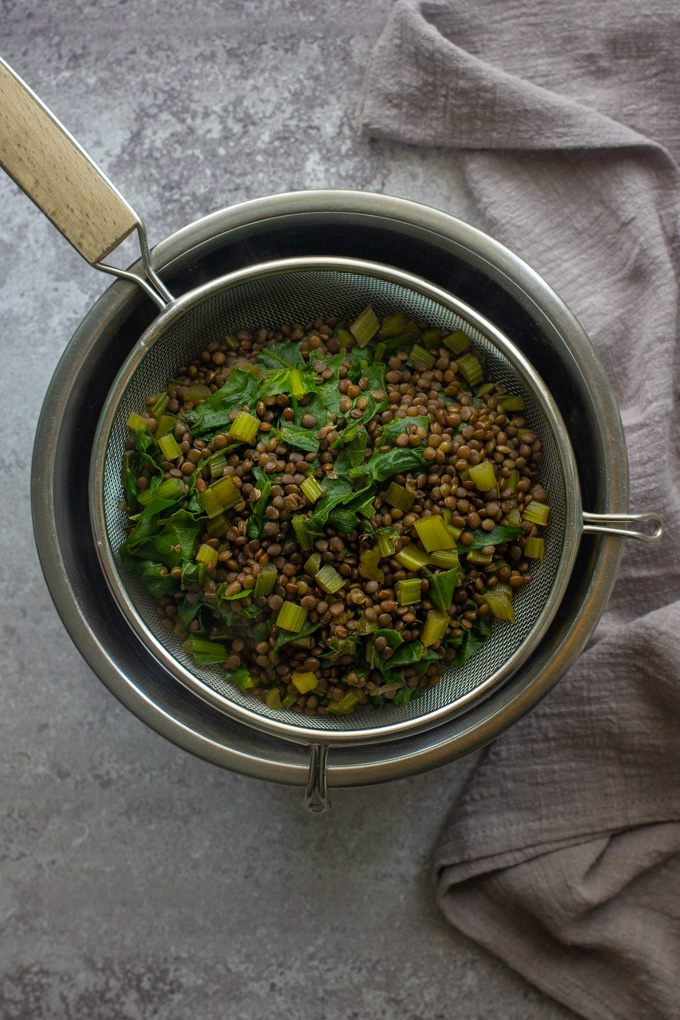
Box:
361, 3, 680, 1018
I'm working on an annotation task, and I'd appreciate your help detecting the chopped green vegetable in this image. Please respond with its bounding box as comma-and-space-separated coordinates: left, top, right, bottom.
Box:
465, 548, 494, 565
409, 344, 435, 369
359, 545, 384, 582
421, 609, 450, 647
524, 536, 545, 560
349, 305, 380, 347
316, 565, 344, 594
208, 450, 228, 479
422, 567, 460, 611
395, 578, 422, 606
291, 672, 317, 694
497, 394, 525, 411
468, 461, 497, 492
413, 516, 456, 552
395, 543, 429, 572
229, 411, 260, 444
253, 562, 278, 597
304, 552, 321, 577
523, 501, 550, 526
378, 311, 407, 338
428, 548, 460, 569
276, 602, 308, 632
195, 543, 218, 566
150, 392, 169, 418
199, 475, 241, 518
385, 482, 416, 512
292, 515, 313, 551
377, 531, 397, 558
137, 477, 185, 507
184, 384, 212, 402
155, 413, 176, 439
126, 411, 148, 432
483, 590, 515, 621
443, 329, 471, 355
421, 327, 442, 348
457, 352, 483, 386
301, 476, 326, 503
506, 469, 520, 493
266, 688, 283, 710
326, 690, 359, 715
157, 433, 182, 462
186, 636, 228, 665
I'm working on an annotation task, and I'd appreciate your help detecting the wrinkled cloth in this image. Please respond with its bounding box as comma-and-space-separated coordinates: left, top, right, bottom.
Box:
361, 3, 680, 1018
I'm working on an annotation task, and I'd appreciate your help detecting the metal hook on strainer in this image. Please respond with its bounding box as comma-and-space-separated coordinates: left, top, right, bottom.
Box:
1, 59, 663, 813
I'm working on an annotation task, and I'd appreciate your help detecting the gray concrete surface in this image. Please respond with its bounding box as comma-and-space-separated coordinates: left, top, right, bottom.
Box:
1, 3, 577, 1018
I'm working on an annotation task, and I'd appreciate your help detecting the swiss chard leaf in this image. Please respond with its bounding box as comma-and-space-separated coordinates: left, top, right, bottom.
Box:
227, 666, 258, 691
393, 687, 424, 707
277, 423, 320, 454
327, 508, 360, 533
218, 586, 250, 602
151, 509, 204, 568
188, 367, 261, 436
423, 567, 460, 611
134, 430, 162, 475
272, 619, 321, 661
387, 640, 433, 668
256, 367, 293, 400
306, 477, 354, 529
333, 432, 368, 484
451, 614, 492, 668
377, 332, 420, 358
349, 446, 427, 484
293, 351, 346, 429
132, 560, 179, 598
179, 597, 206, 629
334, 364, 388, 446
120, 513, 160, 556
129, 494, 184, 522
255, 342, 306, 371
467, 524, 523, 549
247, 465, 272, 539
377, 415, 429, 445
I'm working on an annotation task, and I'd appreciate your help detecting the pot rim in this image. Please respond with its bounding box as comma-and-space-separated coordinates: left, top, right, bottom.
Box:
31, 189, 627, 786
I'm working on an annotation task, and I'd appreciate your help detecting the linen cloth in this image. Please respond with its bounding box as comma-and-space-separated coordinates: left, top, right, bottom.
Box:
361, 3, 680, 1018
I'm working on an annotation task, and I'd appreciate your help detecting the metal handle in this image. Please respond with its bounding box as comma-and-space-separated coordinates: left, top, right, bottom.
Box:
0, 57, 173, 309
582, 511, 664, 542
303, 743, 330, 813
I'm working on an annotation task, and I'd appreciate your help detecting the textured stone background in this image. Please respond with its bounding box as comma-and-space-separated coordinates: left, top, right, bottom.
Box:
0, 3, 577, 1018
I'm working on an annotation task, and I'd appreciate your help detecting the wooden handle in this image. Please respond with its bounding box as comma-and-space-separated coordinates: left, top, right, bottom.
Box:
0, 58, 139, 264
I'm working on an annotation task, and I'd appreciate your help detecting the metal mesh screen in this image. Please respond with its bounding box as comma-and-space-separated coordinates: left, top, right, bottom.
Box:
96, 265, 567, 737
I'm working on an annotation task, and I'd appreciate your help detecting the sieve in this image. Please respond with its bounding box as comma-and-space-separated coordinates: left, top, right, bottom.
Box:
2, 60, 663, 810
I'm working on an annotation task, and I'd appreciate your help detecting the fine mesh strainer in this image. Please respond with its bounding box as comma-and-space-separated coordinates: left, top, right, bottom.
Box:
2, 59, 663, 810
92, 259, 576, 749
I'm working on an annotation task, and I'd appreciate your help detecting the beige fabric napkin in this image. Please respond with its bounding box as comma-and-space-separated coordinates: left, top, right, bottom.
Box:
361, 3, 680, 1018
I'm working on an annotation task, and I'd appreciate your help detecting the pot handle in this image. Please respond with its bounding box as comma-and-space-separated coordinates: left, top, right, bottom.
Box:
303, 743, 330, 813
582, 511, 664, 542
0, 58, 172, 308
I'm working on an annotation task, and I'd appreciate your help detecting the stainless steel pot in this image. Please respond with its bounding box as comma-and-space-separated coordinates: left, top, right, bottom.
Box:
32, 189, 640, 790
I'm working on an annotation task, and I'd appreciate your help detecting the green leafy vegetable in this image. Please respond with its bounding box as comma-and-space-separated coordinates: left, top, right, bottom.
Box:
188, 367, 260, 436
466, 524, 524, 549
378, 415, 429, 445
278, 423, 320, 453
349, 446, 427, 484
451, 615, 492, 668
271, 619, 321, 661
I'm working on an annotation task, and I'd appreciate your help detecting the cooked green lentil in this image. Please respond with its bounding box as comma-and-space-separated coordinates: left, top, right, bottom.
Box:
119, 310, 548, 715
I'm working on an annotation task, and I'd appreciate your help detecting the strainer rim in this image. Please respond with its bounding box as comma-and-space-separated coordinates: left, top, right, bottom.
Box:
89, 256, 582, 747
